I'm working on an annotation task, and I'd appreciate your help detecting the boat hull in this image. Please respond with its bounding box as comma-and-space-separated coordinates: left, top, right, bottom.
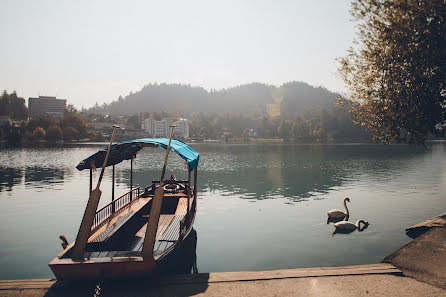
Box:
49, 223, 197, 281
49, 256, 156, 281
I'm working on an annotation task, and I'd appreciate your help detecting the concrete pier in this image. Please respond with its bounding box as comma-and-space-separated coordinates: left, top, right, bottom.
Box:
0, 263, 445, 297
384, 221, 446, 289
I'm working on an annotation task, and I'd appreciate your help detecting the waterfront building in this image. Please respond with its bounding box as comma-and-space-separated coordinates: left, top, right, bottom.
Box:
141, 118, 189, 139
28, 96, 66, 118
87, 122, 127, 131
173, 118, 189, 139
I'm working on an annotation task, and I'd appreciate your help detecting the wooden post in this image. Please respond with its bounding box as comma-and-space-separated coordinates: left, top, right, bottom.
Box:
188, 168, 191, 196
193, 167, 198, 203
142, 125, 175, 260
112, 165, 115, 213
130, 156, 133, 199
187, 166, 191, 220
89, 161, 93, 197
71, 125, 119, 261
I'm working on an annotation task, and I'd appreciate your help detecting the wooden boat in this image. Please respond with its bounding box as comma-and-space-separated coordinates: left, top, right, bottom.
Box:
49, 128, 200, 280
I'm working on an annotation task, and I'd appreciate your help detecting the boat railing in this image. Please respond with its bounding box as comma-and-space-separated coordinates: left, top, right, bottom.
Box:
180, 192, 196, 239
91, 186, 140, 231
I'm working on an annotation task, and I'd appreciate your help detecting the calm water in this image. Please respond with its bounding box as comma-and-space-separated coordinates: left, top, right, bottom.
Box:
0, 142, 445, 279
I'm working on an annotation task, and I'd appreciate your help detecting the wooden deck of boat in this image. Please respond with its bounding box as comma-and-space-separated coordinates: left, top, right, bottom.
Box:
81, 195, 191, 258
89, 197, 151, 243
131, 196, 191, 256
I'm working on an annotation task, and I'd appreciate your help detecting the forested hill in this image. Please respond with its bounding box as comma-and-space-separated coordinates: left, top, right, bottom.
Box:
88, 81, 339, 116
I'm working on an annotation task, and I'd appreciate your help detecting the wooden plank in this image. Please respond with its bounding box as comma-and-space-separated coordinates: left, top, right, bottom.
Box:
106, 250, 118, 257
165, 240, 174, 251
156, 241, 168, 253
153, 240, 162, 253
0, 279, 55, 290
157, 215, 175, 238
164, 192, 188, 197
135, 215, 175, 239
132, 237, 145, 252
89, 252, 101, 258
88, 197, 151, 243
71, 187, 103, 260
142, 186, 164, 259
175, 198, 189, 216
159, 215, 183, 241
71, 128, 118, 261
98, 250, 109, 258
158, 264, 401, 285
0, 264, 401, 290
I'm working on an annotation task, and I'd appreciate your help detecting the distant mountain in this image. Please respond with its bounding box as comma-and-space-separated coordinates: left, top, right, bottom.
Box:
88, 81, 339, 117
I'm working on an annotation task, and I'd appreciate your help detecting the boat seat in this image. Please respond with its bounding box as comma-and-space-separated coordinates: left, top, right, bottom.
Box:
90, 209, 137, 243
89, 197, 151, 245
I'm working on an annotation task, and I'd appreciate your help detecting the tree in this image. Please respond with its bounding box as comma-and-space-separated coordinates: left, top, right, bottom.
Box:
45, 125, 63, 142
32, 127, 45, 141
338, 0, 446, 145
63, 126, 79, 141
61, 113, 87, 138
278, 120, 291, 141
0, 90, 28, 119
65, 104, 78, 114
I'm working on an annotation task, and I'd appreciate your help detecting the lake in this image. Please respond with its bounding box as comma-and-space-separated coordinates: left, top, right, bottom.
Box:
0, 142, 445, 279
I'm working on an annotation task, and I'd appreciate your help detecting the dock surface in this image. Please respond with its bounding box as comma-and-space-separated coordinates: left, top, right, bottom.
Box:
384, 226, 446, 290
0, 263, 445, 297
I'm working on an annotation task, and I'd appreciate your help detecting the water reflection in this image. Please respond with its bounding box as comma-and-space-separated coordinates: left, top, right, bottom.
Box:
327, 215, 348, 224
157, 228, 198, 275
115, 144, 430, 203
332, 220, 370, 236
0, 167, 23, 192
71, 143, 431, 204
25, 167, 65, 188
0, 167, 66, 192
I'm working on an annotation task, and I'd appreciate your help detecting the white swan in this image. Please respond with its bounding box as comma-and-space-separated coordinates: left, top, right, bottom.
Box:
333, 219, 369, 234
327, 197, 350, 222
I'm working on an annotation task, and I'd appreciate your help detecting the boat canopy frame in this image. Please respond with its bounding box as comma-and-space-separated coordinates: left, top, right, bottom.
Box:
76, 138, 200, 172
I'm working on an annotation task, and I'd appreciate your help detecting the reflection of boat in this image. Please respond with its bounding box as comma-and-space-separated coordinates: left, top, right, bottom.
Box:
49, 134, 200, 280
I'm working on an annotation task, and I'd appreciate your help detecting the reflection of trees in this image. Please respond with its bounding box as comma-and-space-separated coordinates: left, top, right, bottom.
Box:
193, 144, 427, 202
81, 143, 429, 203
25, 167, 65, 188
0, 167, 23, 192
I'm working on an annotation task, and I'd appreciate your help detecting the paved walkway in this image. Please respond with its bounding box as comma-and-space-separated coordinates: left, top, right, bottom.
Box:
0, 263, 445, 297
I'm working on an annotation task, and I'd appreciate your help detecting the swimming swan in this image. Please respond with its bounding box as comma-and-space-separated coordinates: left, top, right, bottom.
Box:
333, 219, 369, 235
327, 197, 350, 223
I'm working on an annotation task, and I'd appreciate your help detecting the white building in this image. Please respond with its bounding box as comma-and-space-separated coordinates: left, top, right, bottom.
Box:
142, 118, 189, 139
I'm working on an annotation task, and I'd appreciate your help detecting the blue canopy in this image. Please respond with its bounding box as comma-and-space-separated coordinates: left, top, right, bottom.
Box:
76, 138, 199, 172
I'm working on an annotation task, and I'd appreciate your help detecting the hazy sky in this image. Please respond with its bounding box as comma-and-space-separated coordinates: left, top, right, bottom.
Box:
0, 0, 354, 109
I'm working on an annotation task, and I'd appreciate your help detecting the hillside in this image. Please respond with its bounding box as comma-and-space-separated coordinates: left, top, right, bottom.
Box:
88, 81, 339, 117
